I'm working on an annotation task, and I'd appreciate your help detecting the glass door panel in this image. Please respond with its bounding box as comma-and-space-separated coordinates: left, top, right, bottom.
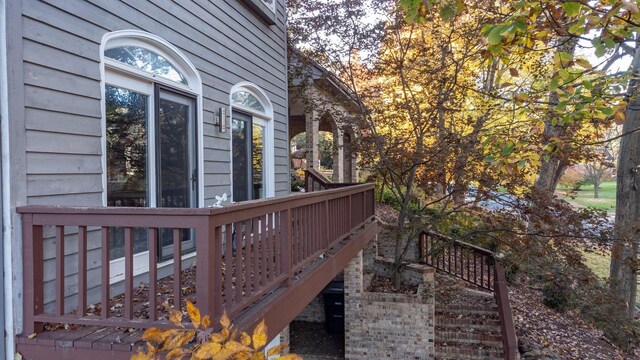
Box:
232, 112, 252, 202
105, 85, 149, 207
105, 85, 150, 259
157, 88, 197, 260
252, 124, 265, 200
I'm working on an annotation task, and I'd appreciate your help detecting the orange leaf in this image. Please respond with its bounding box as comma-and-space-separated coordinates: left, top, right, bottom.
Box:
201, 315, 211, 329
169, 309, 185, 328
166, 347, 189, 359
614, 109, 626, 125
143, 328, 170, 343
219, 311, 231, 330
187, 301, 201, 329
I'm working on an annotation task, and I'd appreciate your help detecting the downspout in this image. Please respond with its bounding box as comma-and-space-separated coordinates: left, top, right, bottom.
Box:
0, 0, 9, 358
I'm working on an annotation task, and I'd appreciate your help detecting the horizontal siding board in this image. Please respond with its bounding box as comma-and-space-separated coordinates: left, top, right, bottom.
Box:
23, 62, 102, 100
26, 131, 101, 155
27, 193, 104, 207
22, 39, 101, 81
25, 108, 101, 136
24, 85, 102, 118
27, 153, 102, 174
27, 174, 103, 197
22, 16, 101, 62
23, 0, 108, 42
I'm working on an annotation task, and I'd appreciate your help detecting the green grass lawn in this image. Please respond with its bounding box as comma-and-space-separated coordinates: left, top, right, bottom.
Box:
581, 249, 640, 306
558, 181, 616, 212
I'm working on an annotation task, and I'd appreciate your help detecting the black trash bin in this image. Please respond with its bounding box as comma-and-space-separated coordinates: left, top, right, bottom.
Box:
322, 281, 344, 334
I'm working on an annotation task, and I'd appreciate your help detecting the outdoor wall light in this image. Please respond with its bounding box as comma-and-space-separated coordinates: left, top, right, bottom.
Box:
216, 107, 227, 133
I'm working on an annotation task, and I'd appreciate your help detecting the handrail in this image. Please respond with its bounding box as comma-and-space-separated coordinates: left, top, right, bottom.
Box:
18, 183, 376, 336
304, 168, 359, 192
419, 230, 518, 360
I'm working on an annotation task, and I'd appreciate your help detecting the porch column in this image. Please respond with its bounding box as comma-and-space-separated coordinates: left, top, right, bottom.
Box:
333, 128, 344, 182
305, 110, 319, 170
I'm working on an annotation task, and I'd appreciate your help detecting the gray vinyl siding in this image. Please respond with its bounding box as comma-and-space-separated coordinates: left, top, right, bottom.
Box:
18, 0, 289, 311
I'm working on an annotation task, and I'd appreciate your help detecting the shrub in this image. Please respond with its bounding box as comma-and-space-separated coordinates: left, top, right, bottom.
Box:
541, 266, 576, 312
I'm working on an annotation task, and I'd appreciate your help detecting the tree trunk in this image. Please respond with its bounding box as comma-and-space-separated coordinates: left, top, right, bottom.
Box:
594, 177, 600, 199
610, 106, 640, 319
609, 35, 640, 323
533, 39, 577, 197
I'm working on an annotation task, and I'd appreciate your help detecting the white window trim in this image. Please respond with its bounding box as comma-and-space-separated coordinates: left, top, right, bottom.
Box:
229, 82, 275, 202
99, 30, 205, 280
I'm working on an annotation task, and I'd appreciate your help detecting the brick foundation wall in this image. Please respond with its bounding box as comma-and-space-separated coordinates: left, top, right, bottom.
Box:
293, 293, 325, 323
345, 251, 435, 359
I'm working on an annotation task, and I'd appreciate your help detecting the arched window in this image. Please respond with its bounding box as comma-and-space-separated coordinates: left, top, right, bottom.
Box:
101, 30, 203, 271
230, 83, 274, 202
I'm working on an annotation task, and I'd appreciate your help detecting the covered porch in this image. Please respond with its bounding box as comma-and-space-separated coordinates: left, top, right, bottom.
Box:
16, 183, 377, 359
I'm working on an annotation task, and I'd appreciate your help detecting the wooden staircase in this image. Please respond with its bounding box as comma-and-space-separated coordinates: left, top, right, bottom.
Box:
420, 231, 518, 360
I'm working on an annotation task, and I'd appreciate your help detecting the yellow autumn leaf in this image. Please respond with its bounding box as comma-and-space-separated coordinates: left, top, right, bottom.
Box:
161, 330, 196, 352
252, 320, 268, 350
202, 315, 211, 329
220, 311, 231, 330
274, 355, 303, 360
169, 309, 185, 328
240, 332, 252, 347
143, 328, 170, 343
186, 301, 201, 329
614, 109, 626, 125
220, 328, 230, 341
210, 332, 225, 343
131, 349, 154, 360
166, 347, 189, 359
211, 346, 239, 360
224, 340, 253, 353
250, 352, 266, 360
194, 341, 222, 358
266, 344, 288, 356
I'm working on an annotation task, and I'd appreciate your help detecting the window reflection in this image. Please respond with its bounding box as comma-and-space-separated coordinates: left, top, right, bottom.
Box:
252, 124, 265, 199
105, 46, 187, 85
106, 85, 148, 207
231, 91, 265, 113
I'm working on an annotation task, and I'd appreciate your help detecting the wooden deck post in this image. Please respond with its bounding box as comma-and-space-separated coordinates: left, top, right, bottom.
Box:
22, 213, 44, 335
196, 216, 217, 320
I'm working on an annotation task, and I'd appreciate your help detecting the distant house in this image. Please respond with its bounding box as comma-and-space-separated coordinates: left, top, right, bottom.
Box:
0, 1, 377, 359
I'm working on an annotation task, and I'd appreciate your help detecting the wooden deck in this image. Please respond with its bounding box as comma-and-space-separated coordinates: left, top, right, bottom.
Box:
15, 183, 378, 359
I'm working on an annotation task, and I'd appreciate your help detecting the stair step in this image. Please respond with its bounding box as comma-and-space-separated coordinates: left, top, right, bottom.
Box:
435, 336, 504, 348
436, 304, 498, 313
435, 349, 504, 360
435, 324, 502, 335
436, 330, 503, 342
435, 318, 501, 328
435, 344, 504, 359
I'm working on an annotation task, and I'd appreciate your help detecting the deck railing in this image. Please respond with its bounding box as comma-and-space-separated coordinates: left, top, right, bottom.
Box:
19, 184, 375, 336
304, 168, 359, 192
419, 231, 518, 360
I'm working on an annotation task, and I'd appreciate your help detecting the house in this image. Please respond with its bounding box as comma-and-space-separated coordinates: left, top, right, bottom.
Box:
288, 52, 362, 183
0, 1, 377, 359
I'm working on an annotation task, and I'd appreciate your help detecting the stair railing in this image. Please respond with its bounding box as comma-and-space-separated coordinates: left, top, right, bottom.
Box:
419, 230, 518, 360
304, 168, 359, 192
